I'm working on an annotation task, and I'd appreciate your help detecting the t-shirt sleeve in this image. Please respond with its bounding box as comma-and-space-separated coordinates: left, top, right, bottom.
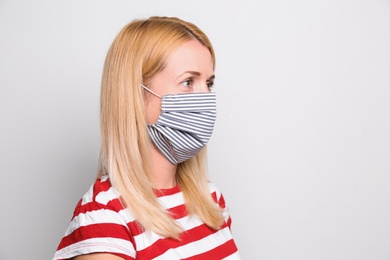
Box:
53, 199, 136, 260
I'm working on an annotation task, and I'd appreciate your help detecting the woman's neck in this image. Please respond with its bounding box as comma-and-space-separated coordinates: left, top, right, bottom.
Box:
149, 144, 178, 189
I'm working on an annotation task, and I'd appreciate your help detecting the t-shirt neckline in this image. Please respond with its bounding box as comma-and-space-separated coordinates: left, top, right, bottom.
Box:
153, 184, 181, 197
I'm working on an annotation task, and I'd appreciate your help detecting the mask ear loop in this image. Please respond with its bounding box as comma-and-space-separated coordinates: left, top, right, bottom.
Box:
141, 85, 161, 98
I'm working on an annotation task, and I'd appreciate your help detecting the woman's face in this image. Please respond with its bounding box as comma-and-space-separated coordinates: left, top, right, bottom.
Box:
145, 39, 215, 124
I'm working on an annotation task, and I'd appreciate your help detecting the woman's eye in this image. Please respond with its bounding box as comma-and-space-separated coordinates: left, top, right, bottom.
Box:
207, 81, 214, 90
182, 79, 194, 88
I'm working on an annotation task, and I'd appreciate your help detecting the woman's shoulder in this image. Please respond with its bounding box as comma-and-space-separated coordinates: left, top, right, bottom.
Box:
54, 176, 136, 260
83, 176, 119, 203
72, 176, 126, 216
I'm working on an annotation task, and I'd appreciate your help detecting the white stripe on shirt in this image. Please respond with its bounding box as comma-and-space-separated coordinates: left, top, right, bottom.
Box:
95, 187, 121, 205
157, 191, 185, 209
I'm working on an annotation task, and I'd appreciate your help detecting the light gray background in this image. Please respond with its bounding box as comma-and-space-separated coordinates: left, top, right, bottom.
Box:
1, 0, 389, 259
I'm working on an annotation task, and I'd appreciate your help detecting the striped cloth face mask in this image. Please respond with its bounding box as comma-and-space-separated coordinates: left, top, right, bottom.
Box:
142, 85, 217, 164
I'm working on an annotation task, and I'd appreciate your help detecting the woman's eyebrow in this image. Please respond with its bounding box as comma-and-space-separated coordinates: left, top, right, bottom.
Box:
176, 71, 215, 80
176, 71, 201, 79
208, 75, 215, 81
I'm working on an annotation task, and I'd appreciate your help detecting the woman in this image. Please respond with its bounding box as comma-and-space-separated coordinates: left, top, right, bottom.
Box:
53, 16, 240, 260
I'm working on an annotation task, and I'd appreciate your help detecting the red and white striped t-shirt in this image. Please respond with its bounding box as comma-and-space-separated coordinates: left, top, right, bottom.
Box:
53, 176, 240, 259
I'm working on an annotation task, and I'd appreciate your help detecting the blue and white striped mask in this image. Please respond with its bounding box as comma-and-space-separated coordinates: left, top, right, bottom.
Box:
142, 85, 217, 164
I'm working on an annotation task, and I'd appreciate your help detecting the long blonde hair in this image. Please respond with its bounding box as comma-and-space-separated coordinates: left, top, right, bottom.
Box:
98, 16, 224, 238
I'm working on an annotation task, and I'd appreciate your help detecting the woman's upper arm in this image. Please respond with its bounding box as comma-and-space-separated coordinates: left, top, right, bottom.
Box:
73, 253, 125, 260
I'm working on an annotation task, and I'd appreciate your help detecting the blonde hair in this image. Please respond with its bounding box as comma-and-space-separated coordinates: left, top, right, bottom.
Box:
98, 16, 224, 238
